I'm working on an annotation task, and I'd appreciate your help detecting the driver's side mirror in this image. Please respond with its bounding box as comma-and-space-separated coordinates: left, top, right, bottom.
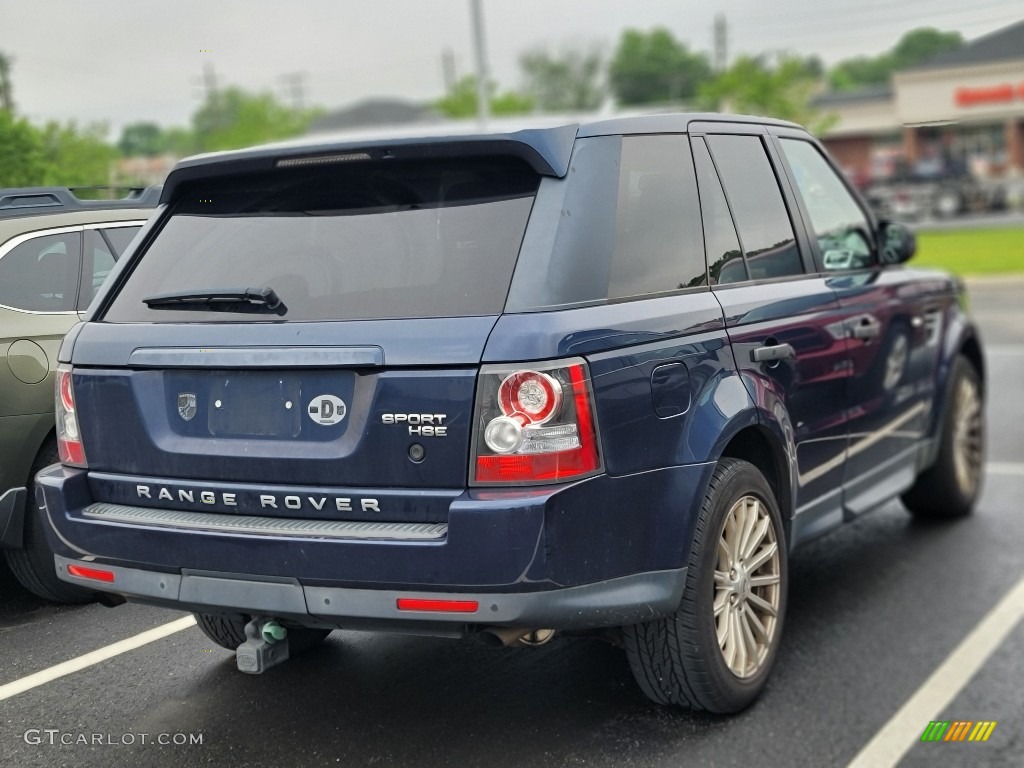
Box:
878, 221, 916, 265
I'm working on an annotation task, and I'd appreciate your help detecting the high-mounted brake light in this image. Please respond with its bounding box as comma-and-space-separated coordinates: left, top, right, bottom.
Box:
275, 152, 372, 168
55, 364, 88, 467
473, 358, 602, 485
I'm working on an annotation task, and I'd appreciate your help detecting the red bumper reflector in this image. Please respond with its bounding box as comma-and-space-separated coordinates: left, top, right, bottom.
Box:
396, 598, 479, 613
67, 564, 115, 583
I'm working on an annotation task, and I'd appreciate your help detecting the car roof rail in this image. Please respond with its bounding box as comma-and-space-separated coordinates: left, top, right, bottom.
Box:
0, 185, 162, 218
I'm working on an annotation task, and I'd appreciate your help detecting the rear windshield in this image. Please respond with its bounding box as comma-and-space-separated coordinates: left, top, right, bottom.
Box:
103, 156, 539, 322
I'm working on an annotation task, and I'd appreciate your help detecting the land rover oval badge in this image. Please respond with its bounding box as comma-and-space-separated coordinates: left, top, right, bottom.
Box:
177, 392, 197, 422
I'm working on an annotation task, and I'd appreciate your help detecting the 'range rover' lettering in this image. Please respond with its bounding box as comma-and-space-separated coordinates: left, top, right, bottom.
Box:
135, 485, 379, 513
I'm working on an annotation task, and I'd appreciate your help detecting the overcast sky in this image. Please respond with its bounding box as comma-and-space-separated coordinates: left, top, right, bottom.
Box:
2, 0, 1021, 137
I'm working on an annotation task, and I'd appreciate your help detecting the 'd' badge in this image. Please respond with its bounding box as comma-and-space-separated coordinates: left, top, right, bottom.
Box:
177, 392, 197, 422
308, 394, 347, 425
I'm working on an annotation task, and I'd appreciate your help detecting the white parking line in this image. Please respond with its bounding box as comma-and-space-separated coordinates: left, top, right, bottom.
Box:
847, 576, 1024, 768
0, 615, 196, 701
985, 345, 1024, 356
987, 462, 1024, 476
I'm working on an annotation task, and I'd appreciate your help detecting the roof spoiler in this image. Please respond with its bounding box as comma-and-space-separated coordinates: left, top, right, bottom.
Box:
159, 125, 579, 205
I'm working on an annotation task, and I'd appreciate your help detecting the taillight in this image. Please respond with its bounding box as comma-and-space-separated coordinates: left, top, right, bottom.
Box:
472, 358, 602, 485
55, 364, 87, 467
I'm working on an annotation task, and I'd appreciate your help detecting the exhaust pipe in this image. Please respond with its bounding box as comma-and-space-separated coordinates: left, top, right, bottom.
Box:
479, 627, 556, 647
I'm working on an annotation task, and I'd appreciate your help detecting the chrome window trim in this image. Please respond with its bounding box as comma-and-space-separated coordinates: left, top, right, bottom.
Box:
0, 221, 146, 315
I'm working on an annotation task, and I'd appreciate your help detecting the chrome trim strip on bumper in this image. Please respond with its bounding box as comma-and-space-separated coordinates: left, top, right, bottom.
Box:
81, 503, 447, 541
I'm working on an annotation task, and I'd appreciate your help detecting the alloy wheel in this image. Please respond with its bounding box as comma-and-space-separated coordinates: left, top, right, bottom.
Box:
713, 495, 781, 679
952, 376, 984, 497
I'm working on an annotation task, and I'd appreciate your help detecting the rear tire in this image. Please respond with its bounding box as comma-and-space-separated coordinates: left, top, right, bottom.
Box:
4, 440, 94, 604
902, 356, 984, 519
194, 612, 332, 652
622, 458, 787, 713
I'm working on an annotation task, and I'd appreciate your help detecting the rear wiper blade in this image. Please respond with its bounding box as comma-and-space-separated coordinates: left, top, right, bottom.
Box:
142, 287, 287, 316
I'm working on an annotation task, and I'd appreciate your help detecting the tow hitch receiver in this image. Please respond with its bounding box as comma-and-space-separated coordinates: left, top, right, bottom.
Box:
236, 618, 290, 674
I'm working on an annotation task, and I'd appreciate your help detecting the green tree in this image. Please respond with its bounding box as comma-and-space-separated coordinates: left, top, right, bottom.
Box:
829, 27, 962, 91
0, 109, 46, 186
519, 44, 605, 112
118, 122, 166, 157
38, 121, 118, 186
0, 53, 119, 187
192, 86, 321, 153
434, 75, 534, 118
700, 54, 835, 135
891, 27, 962, 68
161, 126, 197, 157
609, 28, 712, 105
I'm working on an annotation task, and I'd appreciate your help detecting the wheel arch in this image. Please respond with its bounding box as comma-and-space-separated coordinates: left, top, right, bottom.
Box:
716, 424, 794, 544
910, 307, 984, 477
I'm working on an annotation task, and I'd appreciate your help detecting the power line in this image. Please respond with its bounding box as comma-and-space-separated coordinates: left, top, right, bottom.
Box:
742, 0, 1020, 27
731, 13, 1023, 58
740, 3, 1021, 34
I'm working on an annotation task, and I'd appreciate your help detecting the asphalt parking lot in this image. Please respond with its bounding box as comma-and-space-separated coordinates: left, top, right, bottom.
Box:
1, 280, 1022, 768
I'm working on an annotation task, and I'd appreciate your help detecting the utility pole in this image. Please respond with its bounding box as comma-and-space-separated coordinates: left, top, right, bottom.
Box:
281, 72, 308, 111
441, 48, 457, 95
0, 53, 13, 112
202, 61, 219, 102
713, 14, 728, 73
469, 0, 491, 126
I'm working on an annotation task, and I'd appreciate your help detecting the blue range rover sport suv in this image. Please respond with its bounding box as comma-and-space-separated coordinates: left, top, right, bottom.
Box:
38, 114, 985, 713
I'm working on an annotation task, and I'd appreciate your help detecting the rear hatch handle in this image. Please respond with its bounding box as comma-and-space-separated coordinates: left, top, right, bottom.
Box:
128, 346, 385, 368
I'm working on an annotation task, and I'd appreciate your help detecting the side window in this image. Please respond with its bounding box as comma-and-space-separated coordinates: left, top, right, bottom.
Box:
706, 135, 804, 281
607, 135, 707, 299
779, 139, 873, 271
102, 225, 141, 257
0, 231, 81, 312
80, 230, 119, 310
692, 138, 746, 284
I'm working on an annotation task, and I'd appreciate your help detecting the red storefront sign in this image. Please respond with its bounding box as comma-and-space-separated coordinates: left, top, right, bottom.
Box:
955, 83, 1024, 107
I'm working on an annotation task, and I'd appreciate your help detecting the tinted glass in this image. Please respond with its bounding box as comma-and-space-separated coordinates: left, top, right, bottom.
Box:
780, 139, 873, 271
80, 230, 117, 310
0, 232, 81, 312
706, 135, 803, 281
608, 136, 706, 298
102, 225, 140, 257
104, 157, 539, 322
692, 138, 746, 285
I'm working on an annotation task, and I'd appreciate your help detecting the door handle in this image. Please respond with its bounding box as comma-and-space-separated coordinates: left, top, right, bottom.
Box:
751, 343, 795, 363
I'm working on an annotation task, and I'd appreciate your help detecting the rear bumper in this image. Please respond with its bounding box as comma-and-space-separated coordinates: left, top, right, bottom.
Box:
54, 554, 686, 630
37, 461, 714, 629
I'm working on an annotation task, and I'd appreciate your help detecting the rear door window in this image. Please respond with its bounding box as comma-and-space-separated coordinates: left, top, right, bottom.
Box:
0, 231, 81, 312
79, 230, 119, 310
103, 157, 539, 322
101, 225, 141, 257
705, 135, 804, 281
692, 138, 746, 285
607, 135, 707, 298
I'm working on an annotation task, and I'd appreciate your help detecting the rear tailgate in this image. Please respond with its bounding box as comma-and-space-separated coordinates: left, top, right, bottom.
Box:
65, 154, 543, 520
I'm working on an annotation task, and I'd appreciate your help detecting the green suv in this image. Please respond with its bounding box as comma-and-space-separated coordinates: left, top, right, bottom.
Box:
0, 186, 158, 602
